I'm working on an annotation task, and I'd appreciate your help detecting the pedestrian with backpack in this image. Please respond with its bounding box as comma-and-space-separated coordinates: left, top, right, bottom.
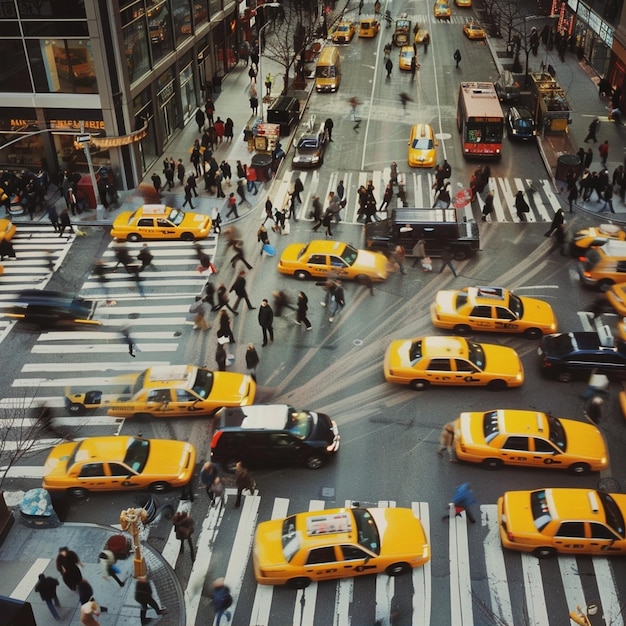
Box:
211, 578, 233, 625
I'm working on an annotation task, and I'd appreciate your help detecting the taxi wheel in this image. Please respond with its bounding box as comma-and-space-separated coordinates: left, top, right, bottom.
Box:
486, 379, 507, 391
181, 233, 194, 241
68, 487, 89, 500
150, 481, 171, 493
557, 371, 572, 382
68, 402, 85, 414
127, 233, 142, 242
409, 379, 430, 391
524, 328, 542, 340
568, 462, 591, 475
453, 324, 471, 335
288, 577, 311, 589
533, 546, 557, 559
482, 458, 504, 470
453, 250, 467, 261
305, 455, 324, 470
294, 270, 310, 280
386, 562, 410, 577
598, 279, 614, 292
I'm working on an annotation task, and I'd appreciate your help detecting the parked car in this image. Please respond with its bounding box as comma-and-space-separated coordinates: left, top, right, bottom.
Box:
506, 106, 537, 140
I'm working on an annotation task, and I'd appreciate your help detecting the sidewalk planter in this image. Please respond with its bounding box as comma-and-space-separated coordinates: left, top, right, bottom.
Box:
555, 154, 581, 182
0, 491, 14, 546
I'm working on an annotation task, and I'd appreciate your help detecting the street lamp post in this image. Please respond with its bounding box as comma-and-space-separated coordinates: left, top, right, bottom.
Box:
255, 3, 281, 122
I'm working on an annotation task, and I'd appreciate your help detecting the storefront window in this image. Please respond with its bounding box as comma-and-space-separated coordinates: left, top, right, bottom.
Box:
157, 68, 178, 142
122, 1, 151, 84
134, 91, 158, 170
0, 40, 31, 92
16, 0, 87, 19
27, 39, 97, 94
180, 61, 197, 120
147, 0, 174, 64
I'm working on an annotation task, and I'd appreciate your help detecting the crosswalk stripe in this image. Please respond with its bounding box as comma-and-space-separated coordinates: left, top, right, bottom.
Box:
333, 499, 357, 626
249, 497, 290, 626
9, 558, 50, 601
595, 558, 624, 626
21, 361, 170, 372
448, 502, 473, 625
522, 553, 550, 625
559, 555, 586, 623
31, 343, 179, 354
412, 501, 431, 625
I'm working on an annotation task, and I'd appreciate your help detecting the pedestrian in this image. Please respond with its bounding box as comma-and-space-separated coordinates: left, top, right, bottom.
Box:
234, 461, 256, 508
598, 183, 615, 213
67, 186, 78, 216
584, 147, 593, 170
585, 396, 604, 425
328, 279, 345, 323
433, 182, 451, 209
399, 92, 412, 114
296, 291, 312, 330
443, 482, 477, 524
584, 117, 600, 143
324, 117, 334, 142
194, 242, 217, 274
200, 461, 221, 503
205, 98, 215, 124
217, 309, 235, 344
392, 244, 406, 275
212, 283, 238, 314
35, 573, 61, 620
514, 189, 530, 221
0, 239, 16, 260
209, 476, 226, 506
120, 324, 136, 357
293, 177, 304, 205
544, 208, 565, 237
411, 235, 427, 268
481, 191, 495, 221
246, 166, 259, 195
230, 271, 255, 311
226, 193, 239, 219
183, 183, 194, 209
187, 172, 198, 197
438, 245, 458, 277
78, 579, 94, 606
151, 172, 162, 195
189, 295, 210, 330
410, 55, 417, 78
47, 204, 60, 232
214, 117, 225, 144
137, 243, 154, 271
172, 511, 195, 560
220, 160, 232, 183
249, 94, 258, 115
230, 239, 253, 270
135, 576, 167, 625
453, 48, 462, 67
264, 72, 273, 96
190, 142, 202, 177
236, 180, 248, 207
177, 158, 186, 185
243, 126, 254, 151
311, 195, 323, 231
437, 422, 456, 461
245, 343, 260, 381
599, 140, 609, 166
273, 290, 294, 316
379, 183, 393, 211
385, 57, 393, 77
98, 549, 125, 587
550, 223, 568, 255
224, 118, 234, 142
195, 108, 205, 133
423, 32, 430, 52
257, 224, 270, 254
163, 158, 175, 190
322, 209, 333, 238
56, 546, 83, 591
248, 65, 257, 83
567, 183, 579, 212
80, 597, 101, 626
58, 207, 74, 237
258, 298, 274, 346
210, 578, 233, 626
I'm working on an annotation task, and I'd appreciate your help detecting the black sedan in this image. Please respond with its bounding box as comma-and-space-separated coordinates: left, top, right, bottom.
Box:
539, 331, 626, 381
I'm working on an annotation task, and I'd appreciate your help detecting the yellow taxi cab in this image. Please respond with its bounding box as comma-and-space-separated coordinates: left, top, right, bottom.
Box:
454, 409, 608, 473
332, 21, 355, 44
278, 240, 388, 282
64, 364, 256, 418
253, 505, 430, 588
358, 18, 380, 37
455, 0, 472, 6
607, 283, 626, 316
570, 223, 626, 257
384, 335, 524, 391
414, 27, 430, 46
433, 0, 451, 19
463, 20, 486, 40
42, 436, 196, 498
398, 46, 415, 70
0, 219, 16, 242
498, 488, 626, 558
430, 286, 557, 339
408, 124, 437, 168
111, 204, 212, 242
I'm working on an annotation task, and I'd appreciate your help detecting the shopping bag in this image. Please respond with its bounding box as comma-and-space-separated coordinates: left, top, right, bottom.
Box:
283, 221, 291, 235
263, 243, 276, 256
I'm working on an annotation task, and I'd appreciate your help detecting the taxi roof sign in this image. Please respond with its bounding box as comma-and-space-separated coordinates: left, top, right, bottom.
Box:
475, 286, 505, 299
306, 512, 352, 536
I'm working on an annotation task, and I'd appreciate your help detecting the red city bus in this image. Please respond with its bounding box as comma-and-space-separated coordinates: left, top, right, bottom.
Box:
457, 82, 504, 158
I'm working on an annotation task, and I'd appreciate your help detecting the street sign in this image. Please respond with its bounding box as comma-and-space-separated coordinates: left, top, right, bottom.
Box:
76, 134, 91, 143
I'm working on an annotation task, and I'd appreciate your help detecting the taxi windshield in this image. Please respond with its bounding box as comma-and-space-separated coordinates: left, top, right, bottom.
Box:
298, 138, 318, 149
339, 244, 359, 266
599, 492, 626, 538
409, 340, 423, 362
167, 208, 185, 225
123, 437, 149, 473
411, 138, 433, 150
337, 24, 351, 32
546, 414, 566, 451
353, 508, 381, 554
192, 368, 215, 398
467, 341, 485, 369
508, 293, 523, 319
287, 411, 313, 440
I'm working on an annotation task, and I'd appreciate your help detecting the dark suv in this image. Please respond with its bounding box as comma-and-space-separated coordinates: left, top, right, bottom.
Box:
506, 106, 536, 140
211, 404, 340, 470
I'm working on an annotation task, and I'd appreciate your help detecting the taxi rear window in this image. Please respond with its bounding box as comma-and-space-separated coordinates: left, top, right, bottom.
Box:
482, 410, 499, 443
530, 490, 552, 531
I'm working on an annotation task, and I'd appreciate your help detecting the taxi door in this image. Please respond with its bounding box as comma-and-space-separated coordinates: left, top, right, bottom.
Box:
329, 255, 350, 279
145, 388, 179, 416
552, 522, 624, 554
494, 306, 521, 332
303, 546, 343, 580
156, 218, 178, 238
498, 436, 535, 466
303, 253, 330, 278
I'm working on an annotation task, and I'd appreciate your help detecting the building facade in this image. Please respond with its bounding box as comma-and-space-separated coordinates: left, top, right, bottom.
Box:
0, 0, 239, 190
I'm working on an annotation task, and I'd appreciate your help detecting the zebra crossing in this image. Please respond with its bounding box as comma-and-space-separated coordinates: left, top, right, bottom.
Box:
160, 494, 624, 626
272, 168, 563, 225
0, 234, 219, 464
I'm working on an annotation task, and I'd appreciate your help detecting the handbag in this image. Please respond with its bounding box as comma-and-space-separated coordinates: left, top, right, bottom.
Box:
283, 221, 291, 235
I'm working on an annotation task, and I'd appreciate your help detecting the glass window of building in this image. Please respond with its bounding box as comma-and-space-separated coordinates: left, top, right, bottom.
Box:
147, 0, 174, 63
0, 40, 31, 92
157, 67, 179, 142
16, 0, 87, 19
171, 0, 193, 45
27, 39, 97, 94
134, 90, 158, 170
122, 1, 151, 85
180, 59, 197, 120
209, 0, 222, 20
